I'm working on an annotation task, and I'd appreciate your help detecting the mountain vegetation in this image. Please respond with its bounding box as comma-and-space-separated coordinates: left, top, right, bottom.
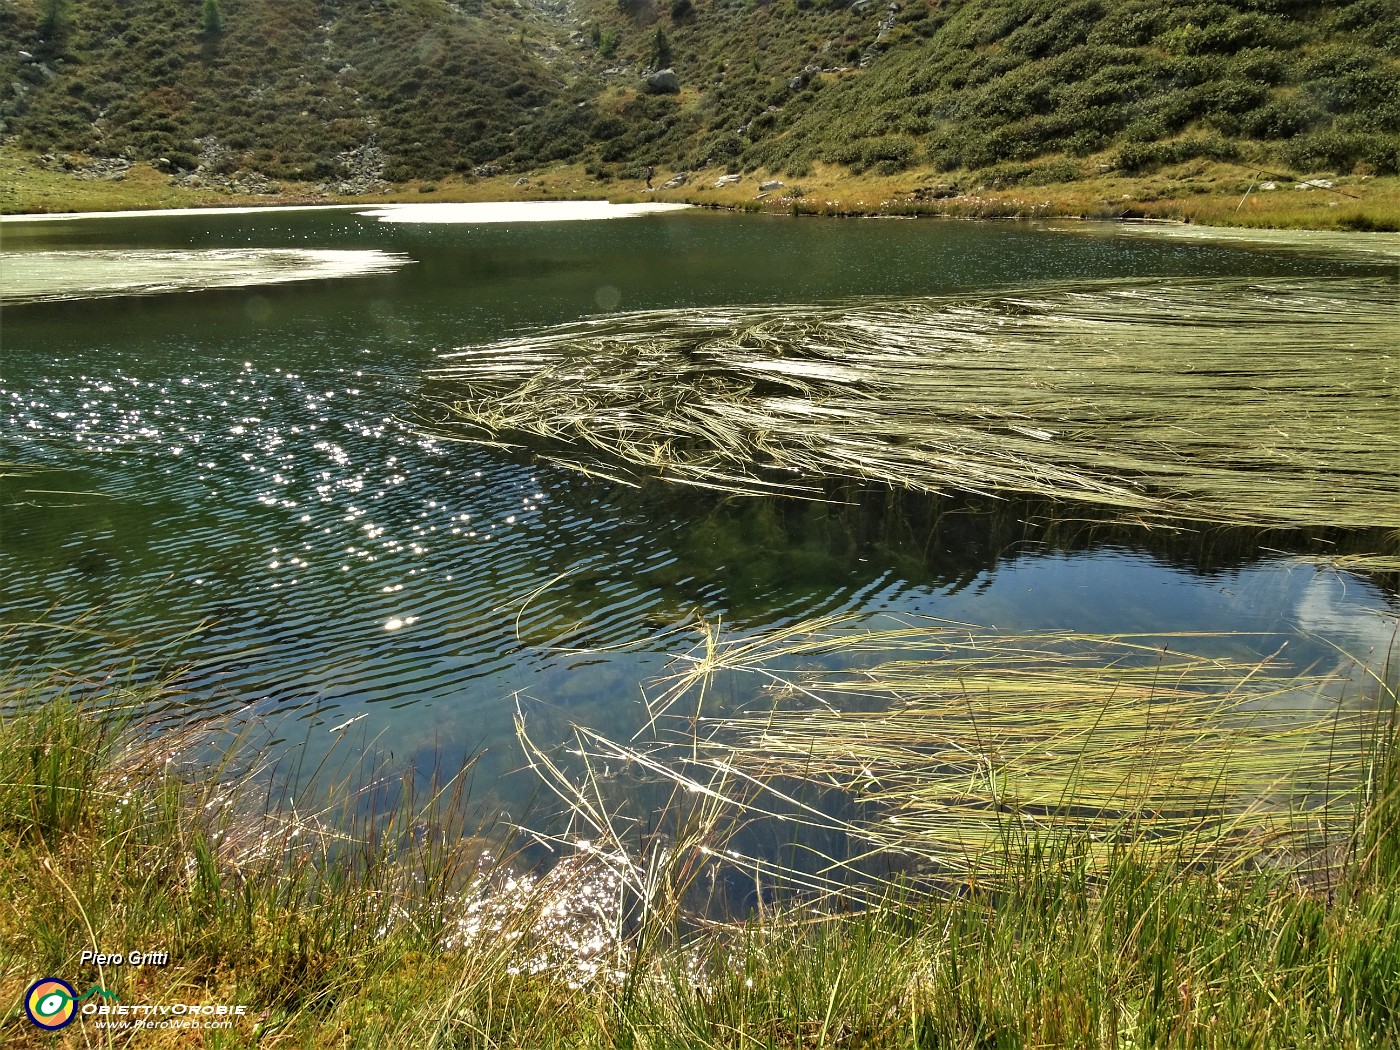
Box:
0, 0, 1397, 192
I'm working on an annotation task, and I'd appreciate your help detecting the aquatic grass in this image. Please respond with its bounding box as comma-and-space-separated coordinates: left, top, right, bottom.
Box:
421, 276, 1399, 539
498, 615, 1400, 1046
557, 616, 1398, 890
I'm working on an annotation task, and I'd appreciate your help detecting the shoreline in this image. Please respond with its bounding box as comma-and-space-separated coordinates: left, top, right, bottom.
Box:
4, 148, 1397, 232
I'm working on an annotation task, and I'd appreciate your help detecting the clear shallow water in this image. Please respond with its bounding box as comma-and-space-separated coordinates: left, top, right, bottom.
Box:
1, 208, 1396, 807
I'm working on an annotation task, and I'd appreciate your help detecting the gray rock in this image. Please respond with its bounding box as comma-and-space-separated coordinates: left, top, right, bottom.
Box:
473, 164, 501, 178
333, 139, 391, 194
643, 68, 680, 94
515, 176, 529, 186
714, 174, 742, 187
18, 50, 34, 62
661, 172, 688, 189
758, 179, 784, 191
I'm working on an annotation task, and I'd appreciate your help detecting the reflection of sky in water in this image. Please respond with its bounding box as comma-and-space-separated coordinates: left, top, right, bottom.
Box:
1, 211, 1395, 809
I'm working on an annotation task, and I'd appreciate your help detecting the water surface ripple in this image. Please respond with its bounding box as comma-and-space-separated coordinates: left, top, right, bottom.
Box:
1, 209, 1395, 799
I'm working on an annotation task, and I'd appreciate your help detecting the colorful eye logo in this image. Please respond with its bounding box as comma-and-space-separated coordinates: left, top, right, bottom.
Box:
25, 978, 78, 1030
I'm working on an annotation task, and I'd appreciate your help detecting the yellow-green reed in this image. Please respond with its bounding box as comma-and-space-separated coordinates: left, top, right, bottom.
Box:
422, 277, 1399, 538
575, 615, 1397, 886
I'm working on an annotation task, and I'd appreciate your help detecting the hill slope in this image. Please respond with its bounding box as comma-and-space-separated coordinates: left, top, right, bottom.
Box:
0, 0, 586, 183
1, 0, 1397, 192
569, 0, 1400, 179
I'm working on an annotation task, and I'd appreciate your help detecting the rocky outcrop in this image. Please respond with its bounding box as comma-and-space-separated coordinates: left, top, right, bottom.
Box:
317, 140, 391, 195
169, 168, 281, 194
37, 152, 133, 181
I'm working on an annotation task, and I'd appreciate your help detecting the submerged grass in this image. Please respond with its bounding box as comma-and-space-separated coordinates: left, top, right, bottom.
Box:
617, 618, 1395, 884
2, 615, 1397, 1047
421, 276, 1400, 544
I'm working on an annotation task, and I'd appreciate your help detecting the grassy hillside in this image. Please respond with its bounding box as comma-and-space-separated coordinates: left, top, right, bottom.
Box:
572, 0, 1400, 181
0, 0, 1397, 203
0, 0, 583, 182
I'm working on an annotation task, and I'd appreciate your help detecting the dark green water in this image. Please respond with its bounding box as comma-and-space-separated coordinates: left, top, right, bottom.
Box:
2, 206, 1396, 806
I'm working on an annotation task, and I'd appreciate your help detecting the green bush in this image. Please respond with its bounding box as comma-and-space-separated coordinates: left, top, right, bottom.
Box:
1002, 2, 1101, 60
828, 133, 918, 174
1116, 134, 1240, 172
1240, 95, 1322, 138
1281, 131, 1400, 175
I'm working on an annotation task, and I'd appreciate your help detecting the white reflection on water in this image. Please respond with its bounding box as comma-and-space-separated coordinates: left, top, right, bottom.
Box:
357, 201, 691, 224
0, 248, 411, 304
1295, 569, 1400, 673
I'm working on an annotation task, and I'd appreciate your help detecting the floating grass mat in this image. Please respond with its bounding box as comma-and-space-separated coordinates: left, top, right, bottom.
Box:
586, 617, 1396, 885
422, 277, 1399, 535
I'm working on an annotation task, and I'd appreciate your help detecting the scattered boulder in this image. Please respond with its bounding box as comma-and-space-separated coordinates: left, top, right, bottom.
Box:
159, 139, 280, 194
473, 163, 501, 178
1297, 178, 1334, 189
758, 179, 784, 191
47, 153, 135, 181
515, 176, 529, 186
170, 168, 280, 194
661, 172, 688, 189
714, 173, 742, 187
643, 68, 680, 94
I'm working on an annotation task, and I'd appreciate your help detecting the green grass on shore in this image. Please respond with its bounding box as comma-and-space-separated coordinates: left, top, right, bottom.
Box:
6, 145, 1400, 232
2, 639, 1398, 1048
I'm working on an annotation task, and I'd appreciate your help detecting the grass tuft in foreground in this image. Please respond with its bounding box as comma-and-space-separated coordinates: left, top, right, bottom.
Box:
2, 621, 1398, 1047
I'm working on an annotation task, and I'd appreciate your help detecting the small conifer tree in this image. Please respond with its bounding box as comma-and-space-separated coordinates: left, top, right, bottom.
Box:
652, 27, 672, 69
40, 0, 68, 37
202, 0, 224, 39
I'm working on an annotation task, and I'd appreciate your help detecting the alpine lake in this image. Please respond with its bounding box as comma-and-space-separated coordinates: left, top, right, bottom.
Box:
3, 203, 1397, 893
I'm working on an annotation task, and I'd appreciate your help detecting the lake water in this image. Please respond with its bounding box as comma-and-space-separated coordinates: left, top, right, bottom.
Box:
2, 205, 1396, 821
